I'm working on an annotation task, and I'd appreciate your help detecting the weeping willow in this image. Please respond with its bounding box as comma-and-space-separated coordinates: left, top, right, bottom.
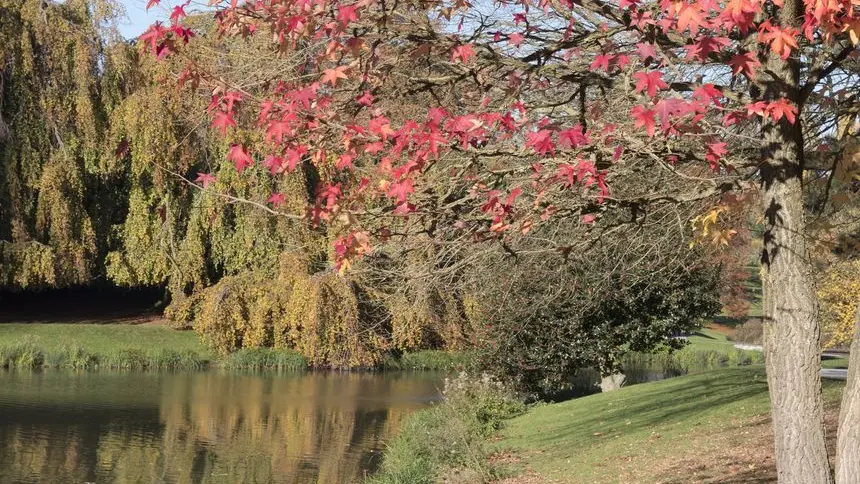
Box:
0, 3, 474, 366
0, 0, 122, 288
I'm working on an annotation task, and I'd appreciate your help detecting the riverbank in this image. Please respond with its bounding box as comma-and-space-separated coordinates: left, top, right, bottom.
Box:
371, 367, 846, 483
0, 323, 469, 371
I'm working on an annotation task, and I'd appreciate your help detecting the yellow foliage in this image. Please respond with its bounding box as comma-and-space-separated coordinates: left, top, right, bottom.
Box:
817, 259, 860, 348
690, 204, 738, 248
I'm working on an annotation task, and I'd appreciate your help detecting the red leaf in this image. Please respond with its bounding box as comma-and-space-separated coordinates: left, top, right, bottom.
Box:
630, 105, 656, 136
263, 155, 285, 174
146, 0, 159, 10
635, 42, 658, 61
675, 3, 706, 35
227, 144, 253, 173
508, 32, 525, 48
355, 90, 375, 107
525, 130, 555, 156
170, 5, 187, 23
320, 66, 350, 86
451, 44, 476, 63
337, 4, 360, 25
590, 54, 614, 72
195, 173, 216, 188
387, 178, 415, 203
211, 111, 236, 136
632, 71, 668, 98
268, 192, 286, 207
767, 98, 798, 124
728, 52, 760, 80
760, 23, 799, 60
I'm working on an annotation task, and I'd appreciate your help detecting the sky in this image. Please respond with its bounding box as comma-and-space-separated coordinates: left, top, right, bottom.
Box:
116, 0, 169, 39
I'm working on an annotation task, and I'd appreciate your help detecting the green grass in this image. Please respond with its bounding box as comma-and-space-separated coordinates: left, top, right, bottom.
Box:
0, 323, 213, 370
685, 327, 738, 351
497, 367, 844, 483
822, 357, 849, 369
0, 323, 208, 355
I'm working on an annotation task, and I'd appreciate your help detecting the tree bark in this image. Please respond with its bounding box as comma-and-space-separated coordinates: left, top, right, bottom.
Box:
759, 1, 832, 481
835, 303, 860, 484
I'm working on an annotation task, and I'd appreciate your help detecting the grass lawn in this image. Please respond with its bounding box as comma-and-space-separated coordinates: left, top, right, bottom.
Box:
0, 323, 210, 357
685, 327, 740, 352
497, 367, 844, 483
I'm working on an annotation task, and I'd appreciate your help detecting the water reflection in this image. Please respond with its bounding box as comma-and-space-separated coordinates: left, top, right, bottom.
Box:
0, 371, 443, 484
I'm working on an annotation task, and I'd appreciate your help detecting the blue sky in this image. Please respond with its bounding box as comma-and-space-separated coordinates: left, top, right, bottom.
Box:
117, 0, 168, 39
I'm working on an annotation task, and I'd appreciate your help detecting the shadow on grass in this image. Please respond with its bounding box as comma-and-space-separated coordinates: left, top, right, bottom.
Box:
512, 368, 769, 451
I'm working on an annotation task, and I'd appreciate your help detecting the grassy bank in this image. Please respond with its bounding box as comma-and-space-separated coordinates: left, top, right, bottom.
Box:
0, 323, 469, 371
0, 323, 309, 371
371, 366, 845, 483
499, 367, 845, 483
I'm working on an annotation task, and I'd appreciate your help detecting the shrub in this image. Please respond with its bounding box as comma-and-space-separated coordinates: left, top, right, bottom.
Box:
370, 373, 525, 483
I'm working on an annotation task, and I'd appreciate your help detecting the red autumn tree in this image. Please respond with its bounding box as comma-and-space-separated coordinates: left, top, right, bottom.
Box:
140, 0, 858, 480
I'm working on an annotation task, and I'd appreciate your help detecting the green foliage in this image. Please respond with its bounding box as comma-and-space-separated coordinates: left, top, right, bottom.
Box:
0, 339, 44, 369
480, 265, 722, 396
0, 0, 119, 289
370, 373, 525, 484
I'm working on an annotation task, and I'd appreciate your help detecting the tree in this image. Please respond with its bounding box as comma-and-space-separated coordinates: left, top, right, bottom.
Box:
0, 0, 125, 288
141, 0, 858, 480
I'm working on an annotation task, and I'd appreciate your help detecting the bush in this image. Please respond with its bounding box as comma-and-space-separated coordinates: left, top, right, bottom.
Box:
730, 318, 764, 345
370, 372, 525, 484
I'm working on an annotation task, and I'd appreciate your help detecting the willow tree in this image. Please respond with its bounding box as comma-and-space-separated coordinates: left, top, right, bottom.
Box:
0, 0, 126, 288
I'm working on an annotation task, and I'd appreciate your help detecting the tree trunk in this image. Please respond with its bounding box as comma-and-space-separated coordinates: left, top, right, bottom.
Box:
759, 1, 832, 480
835, 303, 860, 484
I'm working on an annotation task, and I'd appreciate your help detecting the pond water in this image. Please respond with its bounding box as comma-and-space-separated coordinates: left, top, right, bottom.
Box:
0, 370, 443, 484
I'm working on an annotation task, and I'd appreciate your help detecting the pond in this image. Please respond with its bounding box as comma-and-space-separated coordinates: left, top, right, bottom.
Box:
0, 370, 444, 484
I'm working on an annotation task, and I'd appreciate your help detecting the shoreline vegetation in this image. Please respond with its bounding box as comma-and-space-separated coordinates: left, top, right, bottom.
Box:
0, 324, 764, 375
371, 367, 846, 483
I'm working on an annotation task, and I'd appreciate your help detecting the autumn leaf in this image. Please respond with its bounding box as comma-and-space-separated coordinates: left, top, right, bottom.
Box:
508, 32, 525, 48
675, 2, 705, 35
387, 178, 415, 203
728, 52, 760, 79
355, 90, 375, 107
525, 130, 555, 155
766, 98, 798, 124
451, 43, 476, 63
760, 23, 799, 60
195, 172, 216, 188
631, 105, 657, 136
590, 54, 614, 72
211, 111, 237, 136
227, 144, 253, 173
170, 5, 187, 23
268, 192, 286, 207
632, 71, 668, 98
320, 65, 350, 86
